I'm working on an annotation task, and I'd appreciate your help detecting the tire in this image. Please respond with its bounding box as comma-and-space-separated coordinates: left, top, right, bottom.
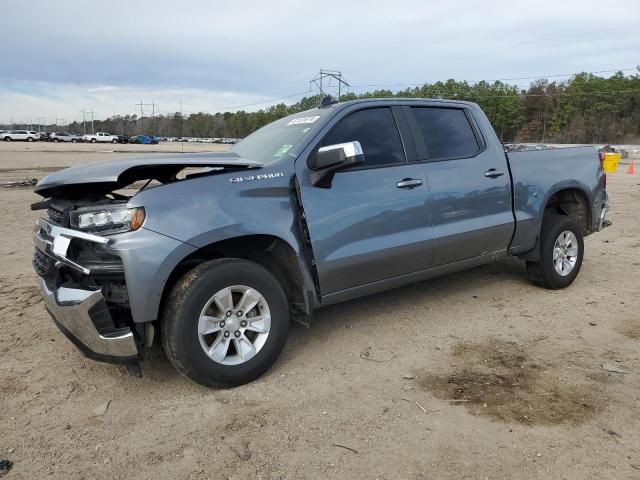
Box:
162, 258, 290, 387
3, 137, 10, 142
112, 139, 117, 144
27, 137, 33, 142
91, 138, 97, 143
53, 138, 59, 143
526, 215, 584, 289
71, 139, 77, 143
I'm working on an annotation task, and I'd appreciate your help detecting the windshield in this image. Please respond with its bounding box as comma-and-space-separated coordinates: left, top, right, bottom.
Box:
231, 109, 330, 164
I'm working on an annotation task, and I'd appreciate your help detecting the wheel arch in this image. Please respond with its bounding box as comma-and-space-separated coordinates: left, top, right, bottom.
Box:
542, 185, 592, 233
518, 184, 592, 262
159, 234, 315, 325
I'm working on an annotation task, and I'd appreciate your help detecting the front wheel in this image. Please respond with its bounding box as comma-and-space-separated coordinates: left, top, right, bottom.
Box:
3, 137, 10, 142
27, 137, 34, 142
162, 258, 289, 387
91, 138, 97, 143
526, 215, 584, 289
112, 139, 117, 144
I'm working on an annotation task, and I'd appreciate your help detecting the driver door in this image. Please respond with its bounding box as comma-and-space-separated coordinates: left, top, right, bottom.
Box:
296, 106, 434, 296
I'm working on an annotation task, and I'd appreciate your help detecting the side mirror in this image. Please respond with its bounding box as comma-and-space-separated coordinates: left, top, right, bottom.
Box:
309, 141, 364, 188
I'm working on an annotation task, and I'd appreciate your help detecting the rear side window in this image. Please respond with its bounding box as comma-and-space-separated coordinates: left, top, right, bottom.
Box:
321, 108, 405, 167
411, 107, 480, 160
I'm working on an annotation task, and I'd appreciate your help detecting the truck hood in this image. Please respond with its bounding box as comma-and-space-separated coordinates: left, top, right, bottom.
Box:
35, 151, 262, 197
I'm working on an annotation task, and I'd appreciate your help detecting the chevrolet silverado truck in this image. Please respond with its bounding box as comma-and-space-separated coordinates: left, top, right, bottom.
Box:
31, 98, 610, 387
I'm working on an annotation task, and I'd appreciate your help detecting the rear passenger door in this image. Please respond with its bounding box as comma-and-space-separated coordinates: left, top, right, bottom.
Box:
406, 106, 513, 266
297, 106, 434, 295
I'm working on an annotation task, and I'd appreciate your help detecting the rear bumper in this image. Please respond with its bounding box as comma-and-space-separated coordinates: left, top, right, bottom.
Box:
596, 193, 611, 231
40, 279, 139, 363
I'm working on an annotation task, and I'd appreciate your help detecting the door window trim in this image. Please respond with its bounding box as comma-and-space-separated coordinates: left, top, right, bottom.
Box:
404, 105, 487, 163
307, 106, 413, 172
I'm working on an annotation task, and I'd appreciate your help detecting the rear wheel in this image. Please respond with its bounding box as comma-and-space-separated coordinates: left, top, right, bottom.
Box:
53, 138, 59, 143
162, 258, 289, 387
91, 138, 97, 143
3, 137, 10, 142
526, 215, 584, 289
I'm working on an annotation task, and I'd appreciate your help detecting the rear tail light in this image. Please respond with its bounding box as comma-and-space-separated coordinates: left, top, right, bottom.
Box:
598, 152, 607, 189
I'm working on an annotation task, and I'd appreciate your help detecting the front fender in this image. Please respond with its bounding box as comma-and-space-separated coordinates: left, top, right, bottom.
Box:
125, 166, 318, 318
106, 228, 197, 324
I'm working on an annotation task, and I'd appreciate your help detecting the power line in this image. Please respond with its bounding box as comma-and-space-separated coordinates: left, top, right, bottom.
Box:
349, 67, 640, 90
209, 66, 638, 113
212, 90, 313, 113
310, 69, 350, 104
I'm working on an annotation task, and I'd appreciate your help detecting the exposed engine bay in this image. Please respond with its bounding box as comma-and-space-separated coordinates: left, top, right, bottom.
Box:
31, 153, 264, 360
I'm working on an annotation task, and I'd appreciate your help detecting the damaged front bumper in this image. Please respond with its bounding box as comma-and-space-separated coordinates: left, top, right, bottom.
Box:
34, 218, 140, 364
40, 280, 138, 363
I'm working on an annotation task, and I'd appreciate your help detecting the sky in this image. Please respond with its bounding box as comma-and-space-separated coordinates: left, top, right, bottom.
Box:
0, 0, 639, 125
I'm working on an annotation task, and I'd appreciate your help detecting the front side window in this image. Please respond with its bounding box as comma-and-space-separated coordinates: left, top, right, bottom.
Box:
321, 108, 405, 167
411, 107, 480, 160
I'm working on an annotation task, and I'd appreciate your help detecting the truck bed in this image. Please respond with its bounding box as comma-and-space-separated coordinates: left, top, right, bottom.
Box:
506, 146, 605, 255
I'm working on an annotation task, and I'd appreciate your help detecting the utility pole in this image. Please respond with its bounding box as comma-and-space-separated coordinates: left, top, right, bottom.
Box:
135, 101, 156, 135
80, 110, 94, 134
309, 69, 349, 105
36, 117, 46, 133
136, 100, 145, 134
180, 98, 184, 153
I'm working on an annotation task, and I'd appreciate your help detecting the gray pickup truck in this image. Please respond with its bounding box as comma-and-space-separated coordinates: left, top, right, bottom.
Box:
32, 98, 609, 386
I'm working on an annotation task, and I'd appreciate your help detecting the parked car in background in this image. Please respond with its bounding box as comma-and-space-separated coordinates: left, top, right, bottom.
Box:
82, 132, 118, 143
116, 135, 129, 144
129, 135, 158, 144
49, 132, 82, 143
2, 130, 39, 141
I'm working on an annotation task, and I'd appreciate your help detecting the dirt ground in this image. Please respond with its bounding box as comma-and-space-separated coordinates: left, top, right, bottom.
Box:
0, 143, 639, 479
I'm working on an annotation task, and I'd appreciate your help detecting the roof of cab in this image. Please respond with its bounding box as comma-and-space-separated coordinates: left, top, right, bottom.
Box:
320, 97, 478, 111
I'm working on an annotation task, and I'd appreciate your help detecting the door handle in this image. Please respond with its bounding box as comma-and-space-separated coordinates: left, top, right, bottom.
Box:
396, 178, 423, 189
484, 168, 505, 178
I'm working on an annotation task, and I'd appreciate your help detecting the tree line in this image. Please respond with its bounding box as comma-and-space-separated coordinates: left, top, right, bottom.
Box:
27, 69, 640, 144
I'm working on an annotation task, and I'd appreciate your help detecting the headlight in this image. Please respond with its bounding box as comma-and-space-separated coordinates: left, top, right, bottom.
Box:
69, 206, 145, 234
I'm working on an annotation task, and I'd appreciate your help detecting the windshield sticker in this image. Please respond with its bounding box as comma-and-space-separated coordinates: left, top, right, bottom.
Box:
287, 115, 320, 126
274, 144, 293, 157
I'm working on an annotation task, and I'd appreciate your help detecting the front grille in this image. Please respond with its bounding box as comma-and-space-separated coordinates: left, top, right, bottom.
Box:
47, 207, 64, 224
33, 249, 55, 278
